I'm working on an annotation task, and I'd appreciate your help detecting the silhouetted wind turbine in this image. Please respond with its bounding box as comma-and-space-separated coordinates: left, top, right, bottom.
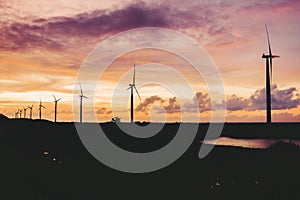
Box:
79, 84, 88, 123
53, 95, 61, 122
23, 107, 28, 118
262, 25, 280, 124
28, 104, 34, 119
15, 110, 19, 119
127, 64, 141, 123
19, 109, 22, 119
38, 99, 46, 120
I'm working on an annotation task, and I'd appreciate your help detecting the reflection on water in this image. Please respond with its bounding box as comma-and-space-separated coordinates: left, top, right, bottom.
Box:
202, 137, 300, 149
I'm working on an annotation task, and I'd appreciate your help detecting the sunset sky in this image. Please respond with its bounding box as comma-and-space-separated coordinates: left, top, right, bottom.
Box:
0, 0, 300, 122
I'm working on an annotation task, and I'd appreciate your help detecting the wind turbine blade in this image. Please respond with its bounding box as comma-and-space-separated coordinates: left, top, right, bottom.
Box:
134, 86, 141, 101
126, 86, 131, 90
265, 25, 272, 56
270, 57, 273, 85
57, 98, 62, 102
133, 64, 136, 85
53, 95, 57, 101
83, 95, 88, 99
42, 105, 46, 109
80, 84, 83, 95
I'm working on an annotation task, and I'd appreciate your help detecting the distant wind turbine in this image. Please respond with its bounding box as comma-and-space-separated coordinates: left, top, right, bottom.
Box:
38, 99, 46, 120
127, 64, 141, 123
23, 107, 28, 118
19, 109, 22, 119
262, 25, 280, 124
28, 104, 34, 119
53, 95, 61, 122
79, 84, 88, 123
15, 110, 19, 119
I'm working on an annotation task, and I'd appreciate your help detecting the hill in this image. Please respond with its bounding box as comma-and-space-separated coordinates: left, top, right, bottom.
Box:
0, 113, 8, 120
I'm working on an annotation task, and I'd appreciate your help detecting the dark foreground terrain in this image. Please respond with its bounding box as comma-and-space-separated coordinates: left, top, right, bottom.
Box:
1, 116, 300, 200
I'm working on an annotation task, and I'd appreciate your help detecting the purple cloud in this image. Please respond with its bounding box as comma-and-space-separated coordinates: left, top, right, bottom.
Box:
161, 97, 181, 114
0, 1, 232, 52
248, 85, 300, 111
1, 0, 299, 52
183, 92, 214, 113
226, 95, 248, 111
182, 85, 300, 113
225, 85, 300, 111
135, 95, 164, 113
136, 95, 180, 114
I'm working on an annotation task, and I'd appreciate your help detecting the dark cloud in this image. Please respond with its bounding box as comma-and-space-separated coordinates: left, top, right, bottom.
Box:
226, 95, 248, 111
248, 85, 300, 111
0, 1, 230, 51
45, 2, 169, 37
136, 85, 300, 115
163, 97, 181, 114
135, 95, 163, 113
136, 95, 180, 114
1, 0, 298, 52
0, 2, 169, 51
183, 92, 213, 113
0, 22, 64, 51
194, 92, 212, 112
226, 85, 300, 111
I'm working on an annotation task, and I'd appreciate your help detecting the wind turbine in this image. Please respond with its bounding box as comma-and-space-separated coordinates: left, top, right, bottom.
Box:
262, 25, 280, 124
53, 95, 61, 122
79, 84, 88, 123
38, 99, 46, 120
127, 64, 141, 123
23, 107, 28, 118
28, 104, 34, 119
15, 110, 19, 119
19, 109, 22, 119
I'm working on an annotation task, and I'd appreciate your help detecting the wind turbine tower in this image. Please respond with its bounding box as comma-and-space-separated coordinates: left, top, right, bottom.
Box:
262, 25, 280, 124
23, 107, 28, 118
79, 84, 88, 123
53, 95, 61, 122
15, 110, 19, 119
127, 64, 141, 123
19, 109, 22, 119
38, 99, 46, 120
28, 104, 34, 119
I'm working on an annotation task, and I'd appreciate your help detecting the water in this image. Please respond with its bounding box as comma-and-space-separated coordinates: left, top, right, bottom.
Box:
201, 137, 300, 149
